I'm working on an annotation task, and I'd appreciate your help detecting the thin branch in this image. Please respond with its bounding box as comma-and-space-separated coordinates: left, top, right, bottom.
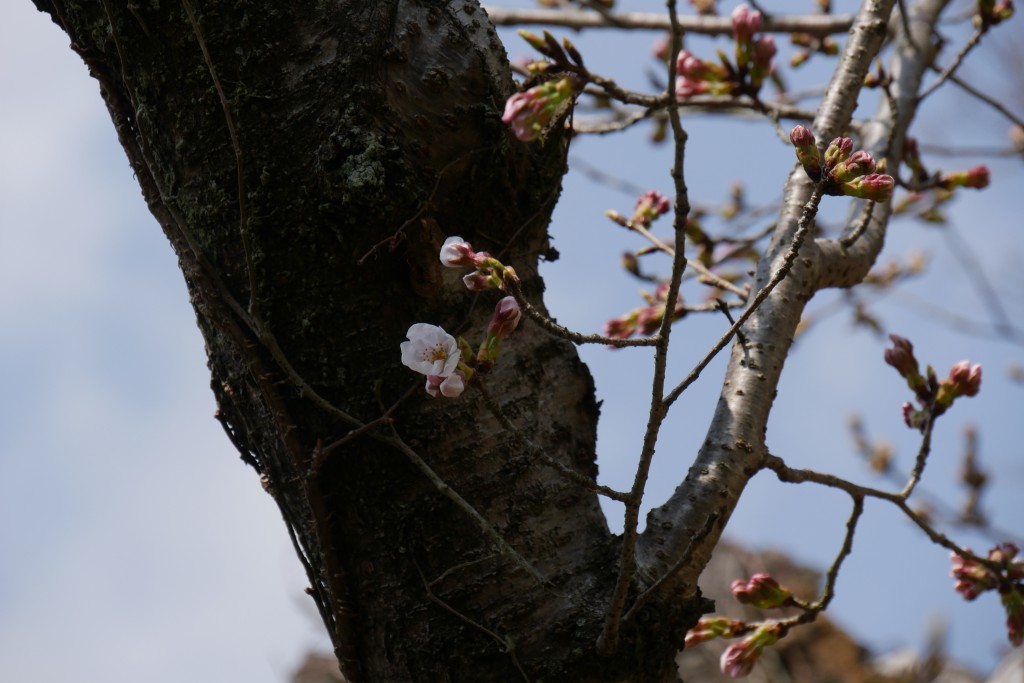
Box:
379, 429, 548, 586
946, 73, 1024, 130
622, 512, 718, 624
477, 379, 630, 502
180, 0, 258, 316
917, 25, 985, 102
598, 0, 692, 653
899, 411, 937, 499
663, 185, 825, 409
504, 278, 659, 347
415, 561, 532, 683
484, 6, 854, 36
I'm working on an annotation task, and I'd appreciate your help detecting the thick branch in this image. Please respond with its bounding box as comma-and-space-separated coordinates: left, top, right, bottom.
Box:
635, 0, 905, 601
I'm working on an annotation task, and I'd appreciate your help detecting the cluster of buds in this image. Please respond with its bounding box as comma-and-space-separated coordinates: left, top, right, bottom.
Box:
951, 543, 1024, 646
399, 237, 524, 397
604, 282, 685, 340
790, 126, 894, 202
675, 5, 776, 99
440, 236, 519, 293
684, 573, 796, 677
502, 76, 582, 142
605, 190, 672, 230
976, 0, 1014, 28
884, 334, 981, 431
502, 31, 587, 142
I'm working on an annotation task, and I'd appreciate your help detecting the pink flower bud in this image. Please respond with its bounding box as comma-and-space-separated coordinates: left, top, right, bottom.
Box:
487, 296, 522, 339
730, 573, 793, 609
884, 334, 919, 378
604, 316, 637, 340
731, 4, 762, 44
751, 35, 776, 68
425, 372, 466, 398
501, 77, 580, 142
720, 622, 782, 678
940, 360, 982, 404
951, 549, 998, 600
833, 150, 877, 182
823, 137, 854, 170
842, 173, 894, 202
632, 191, 672, 225
790, 126, 822, 180
439, 236, 477, 268
676, 50, 707, 79
463, 272, 492, 291
939, 165, 991, 190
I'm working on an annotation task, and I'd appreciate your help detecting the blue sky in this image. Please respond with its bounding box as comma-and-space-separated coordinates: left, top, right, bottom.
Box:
1, 1, 1022, 681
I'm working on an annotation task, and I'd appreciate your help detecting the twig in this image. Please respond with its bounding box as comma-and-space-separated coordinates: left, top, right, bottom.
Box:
622, 512, 718, 624
598, 0, 692, 654
946, 73, 1024, 130
662, 185, 825, 409
504, 278, 659, 347
484, 6, 854, 36
415, 561, 532, 683
917, 25, 985, 103
181, 0, 258, 316
477, 379, 630, 502
380, 429, 548, 586
899, 411, 937, 499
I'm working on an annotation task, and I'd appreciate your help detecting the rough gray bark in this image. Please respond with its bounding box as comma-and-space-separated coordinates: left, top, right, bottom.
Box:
29, 0, 948, 680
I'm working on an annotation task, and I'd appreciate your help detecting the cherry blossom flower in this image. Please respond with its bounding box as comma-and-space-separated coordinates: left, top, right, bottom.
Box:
400, 324, 460, 377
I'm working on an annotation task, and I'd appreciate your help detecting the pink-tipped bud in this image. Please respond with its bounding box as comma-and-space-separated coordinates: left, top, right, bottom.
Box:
730, 573, 793, 609
463, 271, 491, 291
632, 191, 672, 226
487, 296, 522, 339
842, 173, 894, 202
823, 136, 854, 170
941, 360, 982, 403
676, 50, 709, 79
439, 236, 477, 268
833, 150, 877, 182
425, 372, 465, 398
951, 549, 997, 600
731, 4, 762, 44
790, 126, 822, 180
939, 165, 991, 190
884, 334, 918, 377
720, 622, 782, 678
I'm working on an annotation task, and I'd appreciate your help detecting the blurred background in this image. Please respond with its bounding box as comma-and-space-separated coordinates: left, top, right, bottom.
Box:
2, 1, 1021, 680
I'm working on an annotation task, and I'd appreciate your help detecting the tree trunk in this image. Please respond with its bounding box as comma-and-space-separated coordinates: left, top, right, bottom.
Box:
32, 1, 701, 679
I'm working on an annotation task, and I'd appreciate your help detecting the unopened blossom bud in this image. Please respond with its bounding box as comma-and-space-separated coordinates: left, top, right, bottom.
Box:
939, 165, 991, 190
487, 296, 522, 339
751, 35, 776, 71
676, 50, 709, 80
425, 371, 465, 398
516, 29, 549, 54
633, 190, 672, 225
463, 271, 492, 291
790, 126, 822, 180
833, 150, 877, 182
937, 360, 982, 407
843, 173, 894, 202
990, 543, 1020, 565
684, 616, 746, 648
884, 334, 920, 378
720, 622, 783, 678
823, 137, 854, 170
501, 76, 580, 142
439, 236, 478, 268
951, 549, 998, 600
731, 573, 794, 609
731, 4, 762, 45
604, 316, 637, 340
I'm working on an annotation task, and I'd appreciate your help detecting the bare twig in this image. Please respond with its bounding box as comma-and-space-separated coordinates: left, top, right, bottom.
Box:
484, 6, 854, 36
